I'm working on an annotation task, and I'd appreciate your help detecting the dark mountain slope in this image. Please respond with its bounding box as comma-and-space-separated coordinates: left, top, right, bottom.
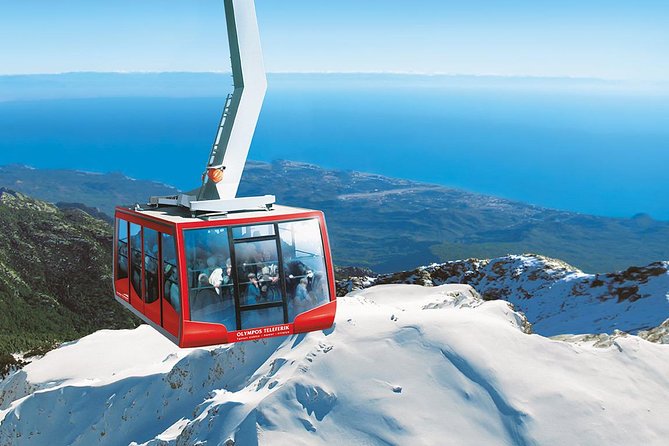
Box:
0, 189, 137, 362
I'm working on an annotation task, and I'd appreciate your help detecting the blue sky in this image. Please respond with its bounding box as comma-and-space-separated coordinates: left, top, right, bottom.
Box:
1, 0, 668, 80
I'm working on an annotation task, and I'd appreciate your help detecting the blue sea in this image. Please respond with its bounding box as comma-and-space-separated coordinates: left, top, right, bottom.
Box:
1, 74, 668, 220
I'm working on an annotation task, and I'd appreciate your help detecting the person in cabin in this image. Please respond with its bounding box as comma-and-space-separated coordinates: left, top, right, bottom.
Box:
310, 271, 328, 304
208, 257, 233, 297
191, 273, 220, 322
245, 272, 260, 305
164, 264, 181, 313
295, 277, 310, 309
284, 259, 310, 297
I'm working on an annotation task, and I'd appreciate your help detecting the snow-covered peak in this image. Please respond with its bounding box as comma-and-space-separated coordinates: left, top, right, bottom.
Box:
363, 254, 669, 336
1, 284, 669, 445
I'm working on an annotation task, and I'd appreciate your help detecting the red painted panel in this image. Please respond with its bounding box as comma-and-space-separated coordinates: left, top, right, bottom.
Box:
176, 229, 190, 323
114, 279, 129, 301
162, 303, 180, 338
180, 321, 229, 348
129, 288, 144, 314
318, 213, 338, 303
145, 300, 161, 326
293, 301, 337, 334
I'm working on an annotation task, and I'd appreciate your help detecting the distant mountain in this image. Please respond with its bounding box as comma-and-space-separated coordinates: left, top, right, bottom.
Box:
0, 189, 137, 370
342, 254, 669, 336
240, 161, 669, 273
0, 165, 177, 216
1, 285, 668, 445
2, 161, 669, 273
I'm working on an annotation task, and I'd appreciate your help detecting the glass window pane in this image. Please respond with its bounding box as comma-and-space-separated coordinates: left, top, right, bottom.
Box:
184, 227, 235, 329
232, 224, 274, 240
143, 228, 160, 304
241, 306, 284, 330
162, 233, 180, 314
235, 239, 283, 306
279, 219, 331, 321
116, 219, 129, 282
129, 223, 142, 299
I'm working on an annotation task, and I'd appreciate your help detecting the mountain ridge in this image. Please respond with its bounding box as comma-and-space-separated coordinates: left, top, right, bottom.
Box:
2, 161, 669, 274
340, 253, 669, 336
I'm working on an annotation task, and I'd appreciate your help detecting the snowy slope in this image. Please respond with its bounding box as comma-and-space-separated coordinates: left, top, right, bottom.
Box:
1, 284, 669, 445
364, 254, 669, 336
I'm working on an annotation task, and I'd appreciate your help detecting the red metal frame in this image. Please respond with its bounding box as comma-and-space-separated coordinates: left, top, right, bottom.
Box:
113, 206, 337, 348
113, 219, 130, 301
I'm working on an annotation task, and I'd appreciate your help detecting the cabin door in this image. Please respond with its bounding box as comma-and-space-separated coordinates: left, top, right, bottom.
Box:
231, 224, 288, 330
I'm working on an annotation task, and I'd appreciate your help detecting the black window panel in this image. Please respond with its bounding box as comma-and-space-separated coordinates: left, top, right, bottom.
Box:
143, 228, 160, 304
162, 233, 180, 313
116, 218, 129, 281
129, 223, 143, 300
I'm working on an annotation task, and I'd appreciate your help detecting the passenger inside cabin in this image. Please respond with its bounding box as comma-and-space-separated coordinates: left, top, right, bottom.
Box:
209, 258, 233, 297
118, 241, 128, 276
191, 273, 220, 322
131, 249, 142, 294
295, 278, 310, 307
242, 244, 263, 276
164, 264, 181, 313
310, 271, 328, 304
246, 272, 260, 305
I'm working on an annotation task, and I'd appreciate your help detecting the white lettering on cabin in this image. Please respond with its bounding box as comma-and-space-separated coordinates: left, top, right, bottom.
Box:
236, 329, 263, 338
235, 325, 291, 339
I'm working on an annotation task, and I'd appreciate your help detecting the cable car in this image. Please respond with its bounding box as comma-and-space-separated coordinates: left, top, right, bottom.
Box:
113, 206, 336, 347
112, 0, 337, 347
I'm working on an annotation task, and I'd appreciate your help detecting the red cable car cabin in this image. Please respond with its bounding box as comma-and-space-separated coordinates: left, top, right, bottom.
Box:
113, 205, 337, 347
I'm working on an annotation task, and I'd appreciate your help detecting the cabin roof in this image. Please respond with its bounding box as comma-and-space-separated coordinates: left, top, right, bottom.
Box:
115, 204, 319, 226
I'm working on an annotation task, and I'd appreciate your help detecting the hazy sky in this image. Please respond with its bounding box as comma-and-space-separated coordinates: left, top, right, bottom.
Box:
1, 0, 668, 80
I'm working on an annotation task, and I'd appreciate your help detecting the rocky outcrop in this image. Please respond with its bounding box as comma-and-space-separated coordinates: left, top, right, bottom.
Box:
638, 319, 669, 344
338, 254, 669, 336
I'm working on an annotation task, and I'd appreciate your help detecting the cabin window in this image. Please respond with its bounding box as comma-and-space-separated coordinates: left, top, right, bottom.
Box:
234, 238, 283, 307
232, 224, 274, 240
116, 218, 129, 283
162, 233, 180, 314
279, 219, 331, 321
241, 306, 284, 329
129, 223, 143, 299
143, 228, 160, 304
184, 227, 235, 329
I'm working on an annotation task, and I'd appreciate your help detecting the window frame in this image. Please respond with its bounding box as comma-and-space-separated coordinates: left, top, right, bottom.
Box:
181, 217, 333, 331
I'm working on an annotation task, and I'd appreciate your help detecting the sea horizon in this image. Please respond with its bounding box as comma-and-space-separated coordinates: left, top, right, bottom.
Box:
1, 72, 668, 221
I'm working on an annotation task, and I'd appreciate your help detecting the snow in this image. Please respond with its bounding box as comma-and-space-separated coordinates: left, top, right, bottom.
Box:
375, 255, 669, 336
1, 284, 669, 445
21, 327, 183, 386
